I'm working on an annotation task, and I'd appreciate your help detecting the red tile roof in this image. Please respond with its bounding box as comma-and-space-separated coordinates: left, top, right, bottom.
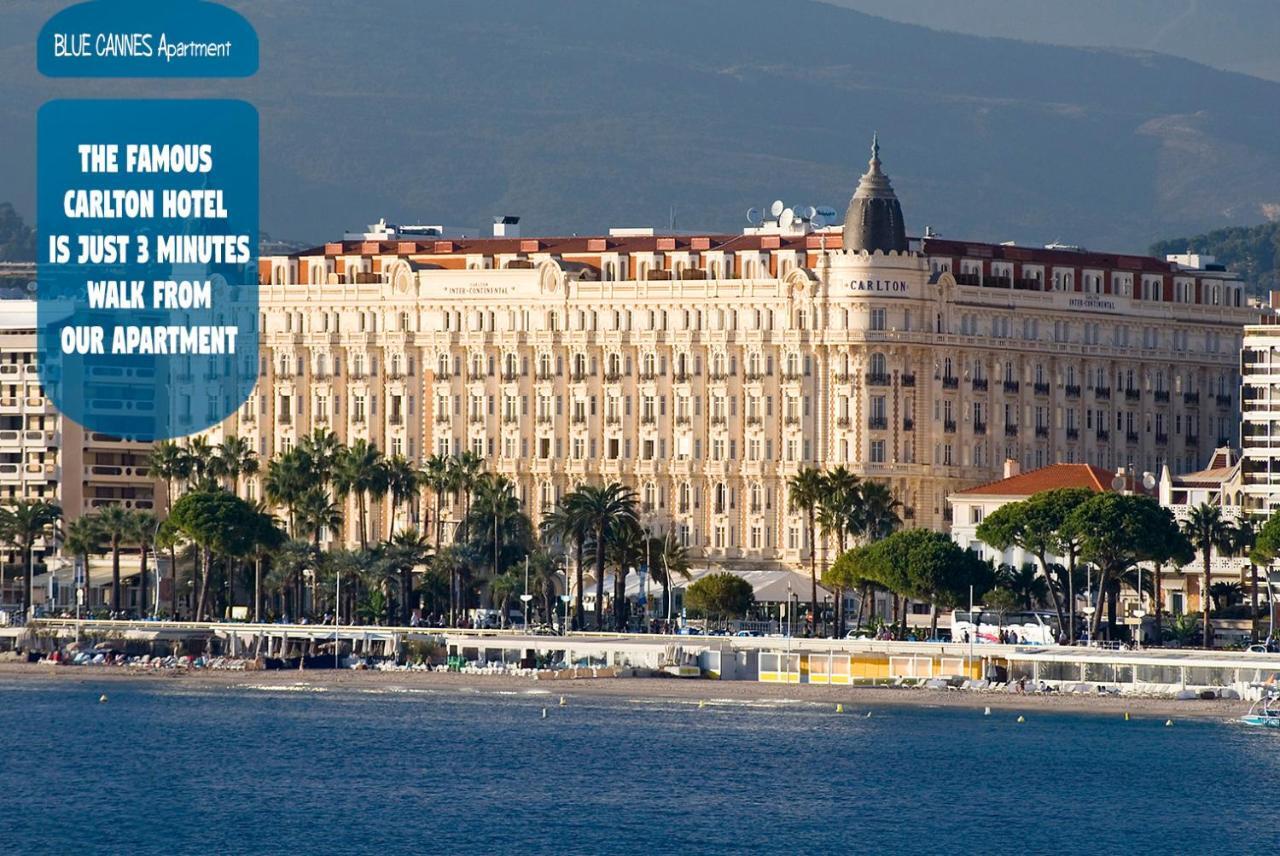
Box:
953, 464, 1119, 498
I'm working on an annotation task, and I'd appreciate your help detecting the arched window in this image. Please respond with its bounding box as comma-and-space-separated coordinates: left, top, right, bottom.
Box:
870, 352, 887, 378
643, 353, 656, 377
714, 483, 727, 514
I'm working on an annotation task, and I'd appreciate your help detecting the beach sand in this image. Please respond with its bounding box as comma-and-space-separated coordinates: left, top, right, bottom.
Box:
0, 662, 1252, 720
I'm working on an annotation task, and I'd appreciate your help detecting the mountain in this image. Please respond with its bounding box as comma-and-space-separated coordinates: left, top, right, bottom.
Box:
3, 0, 1280, 252
1152, 222, 1280, 298
825, 0, 1280, 83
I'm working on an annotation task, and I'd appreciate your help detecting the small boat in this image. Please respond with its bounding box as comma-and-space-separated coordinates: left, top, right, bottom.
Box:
1240, 694, 1280, 728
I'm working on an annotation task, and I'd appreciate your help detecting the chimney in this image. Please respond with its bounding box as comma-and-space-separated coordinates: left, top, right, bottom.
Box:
1002, 458, 1020, 479
493, 215, 521, 238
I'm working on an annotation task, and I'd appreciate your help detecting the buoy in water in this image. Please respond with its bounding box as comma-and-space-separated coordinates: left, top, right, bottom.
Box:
1165, 719, 1174, 727
559, 696, 566, 707
983, 706, 991, 716
1124, 712, 1130, 721
836, 703, 844, 714
541, 708, 548, 719
1016, 715, 1025, 723
865, 711, 872, 718
98, 694, 108, 704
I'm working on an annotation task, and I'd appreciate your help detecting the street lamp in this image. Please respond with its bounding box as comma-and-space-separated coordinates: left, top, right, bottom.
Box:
559, 594, 572, 637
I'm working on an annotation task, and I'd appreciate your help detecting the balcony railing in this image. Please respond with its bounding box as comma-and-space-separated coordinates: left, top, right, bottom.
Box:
1004, 424, 1019, 437
1035, 425, 1050, 438
1183, 392, 1200, 405
1065, 384, 1081, 398
865, 373, 891, 387
1003, 381, 1020, 394
1125, 388, 1141, 402
1126, 431, 1140, 444
1066, 427, 1079, 440
1034, 382, 1051, 396
973, 421, 986, 435
1154, 390, 1170, 403
1094, 387, 1111, 400
1096, 429, 1110, 441
971, 378, 988, 392
902, 417, 914, 432
1216, 394, 1233, 407
943, 419, 957, 434
1156, 432, 1169, 445
901, 373, 916, 388
868, 416, 888, 430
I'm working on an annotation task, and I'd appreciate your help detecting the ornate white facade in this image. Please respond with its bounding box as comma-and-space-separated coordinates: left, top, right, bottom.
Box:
205, 150, 1253, 573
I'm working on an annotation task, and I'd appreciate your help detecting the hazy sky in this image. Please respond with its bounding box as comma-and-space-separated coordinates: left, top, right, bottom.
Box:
827, 0, 1280, 82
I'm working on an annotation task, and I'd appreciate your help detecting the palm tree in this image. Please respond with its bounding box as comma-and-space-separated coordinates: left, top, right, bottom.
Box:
607, 517, 645, 631
383, 455, 420, 540
184, 436, 216, 487
849, 480, 902, 629
296, 486, 342, 551
63, 516, 105, 615
0, 501, 62, 618
1181, 503, 1235, 650
467, 473, 527, 581
817, 467, 860, 636
569, 482, 638, 631
644, 530, 690, 622
422, 453, 455, 550
148, 440, 191, 617
542, 500, 588, 630
298, 428, 344, 487
450, 451, 486, 543
95, 505, 135, 615
130, 511, 159, 618
217, 435, 259, 497
334, 439, 387, 550
380, 528, 432, 625
264, 449, 310, 537
487, 571, 521, 628
787, 466, 825, 636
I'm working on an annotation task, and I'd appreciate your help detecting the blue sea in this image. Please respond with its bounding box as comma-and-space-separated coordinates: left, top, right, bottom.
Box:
0, 679, 1273, 854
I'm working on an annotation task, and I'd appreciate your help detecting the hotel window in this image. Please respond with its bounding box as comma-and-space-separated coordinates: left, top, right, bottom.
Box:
870, 307, 886, 331
869, 439, 885, 464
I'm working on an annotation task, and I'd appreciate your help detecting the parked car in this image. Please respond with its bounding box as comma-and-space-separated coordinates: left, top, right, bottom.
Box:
735, 630, 763, 637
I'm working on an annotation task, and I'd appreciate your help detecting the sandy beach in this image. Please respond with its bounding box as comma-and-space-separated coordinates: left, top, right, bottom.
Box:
0, 661, 1253, 721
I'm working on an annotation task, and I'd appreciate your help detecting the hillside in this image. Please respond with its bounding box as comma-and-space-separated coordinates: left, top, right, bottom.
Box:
1152, 222, 1280, 298
3, 0, 1280, 250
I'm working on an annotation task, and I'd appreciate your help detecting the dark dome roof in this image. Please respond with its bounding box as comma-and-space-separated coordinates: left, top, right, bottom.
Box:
842, 134, 908, 254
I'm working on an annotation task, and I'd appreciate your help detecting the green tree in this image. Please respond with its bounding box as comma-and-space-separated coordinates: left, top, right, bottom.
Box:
568, 482, 637, 631
787, 466, 825, 635
296, 486, 342, 551
264, 448, 310, 537
130, 511, 159, 618
0, 501, 63, 618
817, 466, 860, 636
976, 487, 1092, 638
645, 531, 690, 621
148, 440, 191, 616
216, 435, 259, 498
542, 499, 588, 630
685, 572, 753, 622
376, 528, 432, 625
94, 505, 135, 615
383, 454, 420, 540
1180, 503, 1236, 650
1067, 494, 1187, 642
62, 516, 105, 614
165, 489, 278, 621
422, 453, 455, 551
450, 450, 486, 542
334, 439, 388, 550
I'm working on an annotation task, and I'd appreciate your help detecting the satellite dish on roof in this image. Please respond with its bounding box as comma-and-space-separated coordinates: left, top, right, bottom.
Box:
816, 206, 837, 218
1111, 473, 1126, 492
770, 200, 785, 219
812, 214, 827, 229
1142, 472, 1156, 491
780, 208, 795, 229
746, 207, 762, 225
803, 206, 817, 221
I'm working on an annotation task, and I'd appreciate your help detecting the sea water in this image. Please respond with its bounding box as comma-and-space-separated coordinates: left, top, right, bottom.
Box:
0, 680, 1273, 854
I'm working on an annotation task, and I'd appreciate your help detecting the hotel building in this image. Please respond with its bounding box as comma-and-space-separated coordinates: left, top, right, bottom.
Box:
210, 140, 1252, 573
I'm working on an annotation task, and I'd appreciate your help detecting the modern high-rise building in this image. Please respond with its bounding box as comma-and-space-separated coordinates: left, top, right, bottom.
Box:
0, 300, 159, 611
1239, 302, 1280, 515
211, 140, 1252, 573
